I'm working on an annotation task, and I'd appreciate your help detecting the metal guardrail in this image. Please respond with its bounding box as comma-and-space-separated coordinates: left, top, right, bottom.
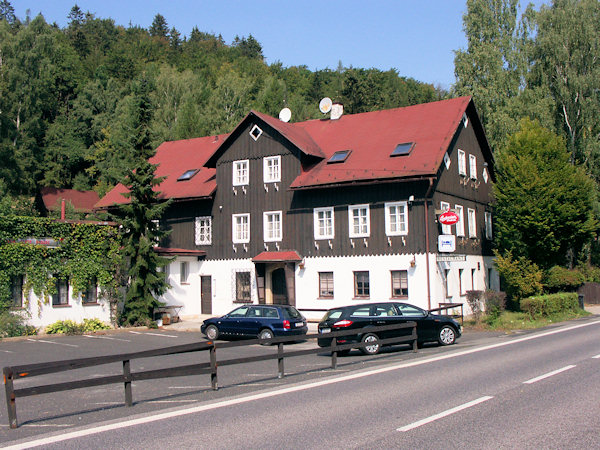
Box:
3, 321, 416, 429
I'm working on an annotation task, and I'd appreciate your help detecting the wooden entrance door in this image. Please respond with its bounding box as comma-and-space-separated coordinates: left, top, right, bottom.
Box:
201, 276, 212, 314
271, 268, 288, 305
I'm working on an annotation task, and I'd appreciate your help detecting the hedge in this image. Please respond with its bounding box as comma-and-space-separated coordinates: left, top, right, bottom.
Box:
520, 293, 580, 319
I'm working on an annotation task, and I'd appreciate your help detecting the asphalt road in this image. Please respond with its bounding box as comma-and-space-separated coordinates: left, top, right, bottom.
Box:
2, 316, 600, 449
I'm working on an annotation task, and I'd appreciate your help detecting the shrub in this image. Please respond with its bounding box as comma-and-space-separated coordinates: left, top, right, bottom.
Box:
45, 320, 82, 335
81, 318, 111, 332
466, 290, 484, 322
544, 266, 585, 293
484, 290, 507, 322
520, 293, 580, 319
494, 251, 543, 307
0, 311, 37, 338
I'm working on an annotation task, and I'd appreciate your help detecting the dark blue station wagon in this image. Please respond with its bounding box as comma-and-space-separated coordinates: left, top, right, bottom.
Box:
201, 305, 308, 341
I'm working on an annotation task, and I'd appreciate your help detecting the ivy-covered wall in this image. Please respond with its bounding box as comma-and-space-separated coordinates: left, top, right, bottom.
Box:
0, 216, 122, 319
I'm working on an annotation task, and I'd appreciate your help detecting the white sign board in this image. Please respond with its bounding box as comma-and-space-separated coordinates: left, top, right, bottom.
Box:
438, 234, 456, 253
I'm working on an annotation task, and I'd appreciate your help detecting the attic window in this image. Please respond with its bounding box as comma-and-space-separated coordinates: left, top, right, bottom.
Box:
250, 124, 263, 141
328, 150, 351, 164
391, 142, 414, 157
177, 169, 199, 181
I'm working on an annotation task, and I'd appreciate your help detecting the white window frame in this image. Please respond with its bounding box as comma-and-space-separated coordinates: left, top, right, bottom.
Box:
233, 160, 249, 186
195, 216, 212, 245
485, 211, 493, 240
455, 205, 465, 237
468, 208, 477, 238
440, 201, 452, 235
263, 156, 281, 183
263, 210, 282, 242
385, 201, 408, 236
348, 204, 370, 238
180, 261, 189, 284
249, 124, 263, 141
232, 213, 250, 243
469, 154, 477, 180
458, 149, 467, 176
313, 207, 334, 240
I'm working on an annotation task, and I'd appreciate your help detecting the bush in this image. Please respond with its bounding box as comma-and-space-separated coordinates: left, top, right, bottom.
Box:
45, 320, 83, 335
81, 318, 111, 332
0, 311, 37, 338
544, 266, 585, 293
466, 290, 484, 321
520, 293, 580, 319
484, 290, 507, 323
494, 252, 543, 306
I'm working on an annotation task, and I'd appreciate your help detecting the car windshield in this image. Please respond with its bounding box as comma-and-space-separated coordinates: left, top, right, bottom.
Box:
321, 309, 343, 321
228, 306, 249, 317
281, 306, 302, 319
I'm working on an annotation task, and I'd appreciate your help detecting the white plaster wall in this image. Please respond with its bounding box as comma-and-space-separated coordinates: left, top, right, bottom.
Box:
19, 287, 112, 329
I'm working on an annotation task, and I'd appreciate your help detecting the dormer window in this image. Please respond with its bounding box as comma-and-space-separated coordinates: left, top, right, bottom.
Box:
177, 169, 199, 181
328, 150, 351, 164
249, 124, 263, 141
391, 142, 414, 157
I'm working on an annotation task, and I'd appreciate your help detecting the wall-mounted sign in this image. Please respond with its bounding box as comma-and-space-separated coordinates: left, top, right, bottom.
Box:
7, 238, 61, 248
439, 211, 460, 225
438, 234, 456, 252
437, 254, 466, 262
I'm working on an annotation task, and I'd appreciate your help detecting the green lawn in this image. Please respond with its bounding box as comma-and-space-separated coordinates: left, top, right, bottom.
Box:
464, 309, 591, 332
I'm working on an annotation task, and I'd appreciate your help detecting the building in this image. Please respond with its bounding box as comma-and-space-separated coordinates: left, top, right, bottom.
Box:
96, 96, 497, 320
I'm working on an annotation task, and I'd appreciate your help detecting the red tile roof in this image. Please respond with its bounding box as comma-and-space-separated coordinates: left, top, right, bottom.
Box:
41, 187, 100, 212
96, 135, 225, 208
252, 250, 302, 262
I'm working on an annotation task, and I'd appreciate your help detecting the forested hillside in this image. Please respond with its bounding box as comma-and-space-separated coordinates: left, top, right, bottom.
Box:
0, 3, 443, 201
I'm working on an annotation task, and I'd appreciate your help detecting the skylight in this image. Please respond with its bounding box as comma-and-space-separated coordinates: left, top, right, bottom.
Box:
328, 150, 351, 164
177, 169, 199, 181
391, 142, 414, 157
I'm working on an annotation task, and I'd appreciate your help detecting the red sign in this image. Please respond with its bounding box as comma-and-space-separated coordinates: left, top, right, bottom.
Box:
439, 211, 460, 225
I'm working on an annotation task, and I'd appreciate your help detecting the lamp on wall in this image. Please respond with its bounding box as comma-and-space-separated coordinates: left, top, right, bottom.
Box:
410, 257, 416, 268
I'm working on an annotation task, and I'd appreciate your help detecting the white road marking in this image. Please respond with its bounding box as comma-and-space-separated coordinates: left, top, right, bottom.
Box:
128, 331, 178, 338
147, 400, 199, 404
26, 339, 78, 348
21, 424, 72, 428
1, 350, 14, 353
83, 335, 130, 342
168, 386, 207, 389
397, 396, 494, 432
592, 354, 600, 359
523, 365, 576, 384
6, 319, 600, 450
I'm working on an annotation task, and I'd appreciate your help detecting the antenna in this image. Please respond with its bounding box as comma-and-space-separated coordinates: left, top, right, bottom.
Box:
278, 107, 291, 123
319, 97, 332, 114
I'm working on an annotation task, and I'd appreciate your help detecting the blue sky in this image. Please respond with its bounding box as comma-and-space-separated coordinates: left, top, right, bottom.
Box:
13, 1, 547, 90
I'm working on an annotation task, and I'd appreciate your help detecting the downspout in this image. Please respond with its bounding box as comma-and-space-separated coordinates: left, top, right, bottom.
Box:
424, 178, 435, 310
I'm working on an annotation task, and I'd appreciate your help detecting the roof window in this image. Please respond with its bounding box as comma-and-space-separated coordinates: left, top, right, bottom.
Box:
391, 142, 414, 157
328, 150, 351, 164
177, 169, 199, 181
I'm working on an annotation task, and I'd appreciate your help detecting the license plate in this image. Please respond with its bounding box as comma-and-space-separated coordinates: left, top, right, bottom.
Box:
295, 322, 304, 327
320, 328, 331, 333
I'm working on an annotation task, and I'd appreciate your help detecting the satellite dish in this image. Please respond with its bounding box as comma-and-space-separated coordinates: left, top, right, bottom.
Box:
279, 107, 292, 123
319, 97, 333, 114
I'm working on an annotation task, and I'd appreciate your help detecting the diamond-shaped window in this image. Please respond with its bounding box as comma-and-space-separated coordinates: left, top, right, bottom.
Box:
250, 124, 263, 141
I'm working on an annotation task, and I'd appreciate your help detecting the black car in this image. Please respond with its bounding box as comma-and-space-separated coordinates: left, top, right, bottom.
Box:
317, 302, 462, 355
201, 304, 308, 342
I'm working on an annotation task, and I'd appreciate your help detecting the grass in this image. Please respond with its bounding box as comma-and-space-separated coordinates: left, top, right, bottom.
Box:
464, 309, 591, 332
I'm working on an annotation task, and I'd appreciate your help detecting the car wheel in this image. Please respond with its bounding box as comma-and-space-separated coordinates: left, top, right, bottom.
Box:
360, 333, 380, 355
205, 325, 219, 340
258, 328, 274, 344
438, 326, 456, 346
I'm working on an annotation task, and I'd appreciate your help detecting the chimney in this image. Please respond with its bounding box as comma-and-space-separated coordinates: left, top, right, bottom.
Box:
330, 103, 343, 120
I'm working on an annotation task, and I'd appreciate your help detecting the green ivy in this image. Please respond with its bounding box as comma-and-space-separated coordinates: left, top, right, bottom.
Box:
0, 215, 122, 313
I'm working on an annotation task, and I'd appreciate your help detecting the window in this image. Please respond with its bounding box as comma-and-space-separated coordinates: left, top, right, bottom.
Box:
263, 156, 281, 183
385, 201, 408, 236
469, 154, 477, 180
232, 213, 250, 243
195, 216, 212, 245
488, 268, 493, 289
263, 211, 282, 242
483, 167, 489, 183
233, 160, 249, 186
472, 268, 477, 290
444, 269, 451, 298
468, 208, 477, 238
249, 124, 263, 141
391, 270, 408, 298
348, 204, 370, 238
458, 149, 467, 176
180, 261, 189, 284
440, 201, 451, 234
151, 219, 160, 247
52, 277, 69, 306
391, 142, 414, 156
313, 207, 334, 240
177, 169, 199, 181
328, 150, 351, 163
319, 272, 334, 298
397, 304, 426, 317
455, 205, 465, 237
11, 275, 23, 308
354, 271, 370, 298
229, 306, 250, 317
485, 211, 493, 240
458, 269, 464, 296
236, 271, 251, 302
82, 277, 97, 304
